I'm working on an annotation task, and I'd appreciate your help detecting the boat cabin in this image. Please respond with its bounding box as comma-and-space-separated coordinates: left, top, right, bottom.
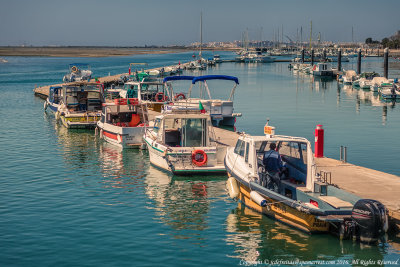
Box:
100, 99, 147, 128
62, 83, 103, 112
153, 112, 211, 148
312, 63, 333, 76
236, 133, 314, 196
123, 80, 170, 112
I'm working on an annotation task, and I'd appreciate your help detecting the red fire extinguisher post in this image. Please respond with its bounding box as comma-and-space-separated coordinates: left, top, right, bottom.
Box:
315, 124, 324, 158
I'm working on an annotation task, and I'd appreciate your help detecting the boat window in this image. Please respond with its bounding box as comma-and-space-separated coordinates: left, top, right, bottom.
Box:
87, 91, 100, 99
279, 141, 301, 160
255, 141, 267, 154
234, 140, 243, 155
245, 142, 250, 162
153, 118, 161, 134
182, 118, 206, 147
300, 143, 308, 165
278, 141, 307, 174
234, 139, 245, 156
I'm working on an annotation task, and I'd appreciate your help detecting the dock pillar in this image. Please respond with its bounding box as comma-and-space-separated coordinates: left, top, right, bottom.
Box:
301, 49, 305, 63
337, 48, 342, 72
311, 49, 314, 66
323, 48, 327, 61
315, 125, 324, 158
384, 48, 389, 79
357, 48, 362, 74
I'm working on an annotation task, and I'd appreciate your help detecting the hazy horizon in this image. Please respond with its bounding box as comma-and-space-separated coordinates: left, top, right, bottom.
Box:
1, 0, 399, 46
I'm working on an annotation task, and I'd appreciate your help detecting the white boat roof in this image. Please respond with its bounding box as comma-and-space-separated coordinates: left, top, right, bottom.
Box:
125, 81, 163, 85
345, 70, 357, 77
240, 134, 310, 144
371, 77, 389, 83
155, 113, 210, 120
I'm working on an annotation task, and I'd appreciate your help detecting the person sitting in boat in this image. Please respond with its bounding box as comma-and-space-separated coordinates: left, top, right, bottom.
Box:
263, 143, 285, 189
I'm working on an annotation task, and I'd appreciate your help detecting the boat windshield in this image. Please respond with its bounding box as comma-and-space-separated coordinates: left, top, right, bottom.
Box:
255, 140, 308, 183
140, 83, 165, 101
163, 118, 207, 147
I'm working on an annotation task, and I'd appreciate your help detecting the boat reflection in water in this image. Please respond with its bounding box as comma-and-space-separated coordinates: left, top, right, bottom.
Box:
54, 119, 148, 192
225, 203, 387, 264
54, 122, 99, 170
145, 165, 226, 237
97, 142, 148, 191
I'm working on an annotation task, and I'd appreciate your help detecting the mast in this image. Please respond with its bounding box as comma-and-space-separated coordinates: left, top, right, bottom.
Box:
300, 26, 303, 45
199, 12, 202, 58
309, 20, 312, 50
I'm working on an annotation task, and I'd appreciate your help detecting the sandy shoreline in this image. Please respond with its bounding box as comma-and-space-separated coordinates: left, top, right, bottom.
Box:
0, 46, 222, 57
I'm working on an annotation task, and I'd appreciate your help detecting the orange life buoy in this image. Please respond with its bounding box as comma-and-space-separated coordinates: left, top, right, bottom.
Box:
174, 93, 186, 101
192, 150, 207, 166
155, 92, 167, 102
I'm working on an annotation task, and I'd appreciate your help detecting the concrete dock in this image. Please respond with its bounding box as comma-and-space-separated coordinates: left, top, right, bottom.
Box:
34, 65, 400, 230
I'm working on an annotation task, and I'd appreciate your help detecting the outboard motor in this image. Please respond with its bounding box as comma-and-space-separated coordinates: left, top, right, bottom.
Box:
351, 199, 388, 244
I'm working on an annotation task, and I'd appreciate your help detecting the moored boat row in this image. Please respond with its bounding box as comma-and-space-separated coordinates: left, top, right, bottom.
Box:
42, 64, 394, 245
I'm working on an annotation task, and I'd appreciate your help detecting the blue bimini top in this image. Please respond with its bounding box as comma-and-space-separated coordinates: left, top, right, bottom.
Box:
191, 75, 239, 85
163, 76, 196, 83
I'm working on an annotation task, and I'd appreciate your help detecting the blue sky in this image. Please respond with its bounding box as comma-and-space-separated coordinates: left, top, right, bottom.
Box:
0, 0, 399, 46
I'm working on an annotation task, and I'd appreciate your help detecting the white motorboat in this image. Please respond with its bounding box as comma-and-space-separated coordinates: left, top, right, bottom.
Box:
63, 63, 92, 83
343, 70, 357, 85
97, 98, 149, 148
370, 77, 391, 92
312, 63, 333, 77
213, 54, 222, 63
163, 75, 242, 127
354, 72, 380, 89
143, 109, 227, 175
225, 122, 388, 243
379, 84, 400, 100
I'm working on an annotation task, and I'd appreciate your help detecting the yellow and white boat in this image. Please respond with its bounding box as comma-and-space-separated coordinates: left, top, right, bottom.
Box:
225, 122, 388, 244
56, 82, 103, 129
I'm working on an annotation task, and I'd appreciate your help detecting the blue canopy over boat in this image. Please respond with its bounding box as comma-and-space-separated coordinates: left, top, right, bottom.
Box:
192, 75, 239, 85
163, 76, 195, 83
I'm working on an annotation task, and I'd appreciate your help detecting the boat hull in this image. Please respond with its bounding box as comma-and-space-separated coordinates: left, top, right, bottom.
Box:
144, 137, 226, 175
230, 173, 329, 233
60, 114, 100, 129
98, 122, 145, 149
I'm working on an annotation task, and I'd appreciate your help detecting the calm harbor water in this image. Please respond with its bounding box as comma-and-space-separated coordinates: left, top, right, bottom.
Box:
0, 52, 399, 266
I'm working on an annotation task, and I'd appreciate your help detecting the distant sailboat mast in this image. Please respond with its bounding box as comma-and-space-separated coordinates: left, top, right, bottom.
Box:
309, 20, 312, 50
199, 12, 202, 58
